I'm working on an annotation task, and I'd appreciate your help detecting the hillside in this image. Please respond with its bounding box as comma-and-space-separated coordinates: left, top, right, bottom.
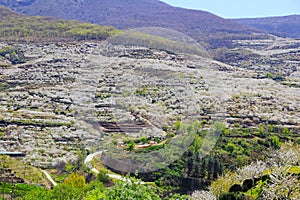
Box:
234, 15, 300, 38
0, 1, 300, 199
0, 36, 299, 199
0, 0, 263, 44
0, 6, 119, 42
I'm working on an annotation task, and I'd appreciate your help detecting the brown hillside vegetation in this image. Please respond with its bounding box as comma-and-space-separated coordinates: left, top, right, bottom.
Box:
233, 15, 300, 38
0, 0, 265, 46
0, 6, 119, 42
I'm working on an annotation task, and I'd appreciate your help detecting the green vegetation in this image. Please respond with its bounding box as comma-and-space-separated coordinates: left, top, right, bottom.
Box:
265, 72, 285, 81
2, 172, 188, 200
105, 176, 161, 200
108, 30, 209, 57
0, 6, 120, 42
96, 121, 299, 195
0, 46, 25, 64
0, 155, 47, 184
1, 122, 299, 199
97, 171, 111, 184
126, 140, 136, 151
0, 183, 46, 199
210, 142, 300, 199
23, 173, 106, 200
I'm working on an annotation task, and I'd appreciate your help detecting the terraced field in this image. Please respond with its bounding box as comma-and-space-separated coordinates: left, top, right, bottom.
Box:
0, 37, 299, 171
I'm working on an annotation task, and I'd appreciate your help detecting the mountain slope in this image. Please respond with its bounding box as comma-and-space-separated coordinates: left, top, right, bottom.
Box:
0, 6, 119, 42
0, 0, 262, 42
233, 15, 300, 38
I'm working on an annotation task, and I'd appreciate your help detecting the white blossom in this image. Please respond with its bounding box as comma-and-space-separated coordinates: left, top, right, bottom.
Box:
262, 166, 300, 200
266, 142, 300, 167
236, 160, 267, 180
191, 190, 217, 200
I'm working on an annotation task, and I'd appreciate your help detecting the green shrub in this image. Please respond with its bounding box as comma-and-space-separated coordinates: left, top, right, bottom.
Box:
105, 176, 161, 200
97, 171, 111, 184
219, 192, 243, 200
269, 135, 281, 148
266, 72, 274, 79
127, 140, 136, 151
0, 46, 26, 64
227, 143, 236, 154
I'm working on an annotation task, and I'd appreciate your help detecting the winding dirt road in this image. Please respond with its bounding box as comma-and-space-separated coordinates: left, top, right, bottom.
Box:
84, 150, 145, 184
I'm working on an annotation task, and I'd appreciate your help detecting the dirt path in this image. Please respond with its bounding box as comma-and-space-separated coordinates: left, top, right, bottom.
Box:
41, 170, 57, 187
84, 151, 145, 184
